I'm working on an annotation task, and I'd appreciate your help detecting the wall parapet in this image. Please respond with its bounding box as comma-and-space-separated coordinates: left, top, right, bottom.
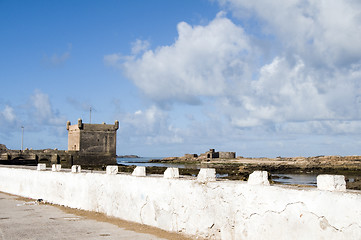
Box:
0, 165, 360, 240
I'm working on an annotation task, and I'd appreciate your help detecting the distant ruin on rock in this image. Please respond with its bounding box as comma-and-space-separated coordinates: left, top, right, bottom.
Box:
201, 149, 236, 159
183, 149, 236, 160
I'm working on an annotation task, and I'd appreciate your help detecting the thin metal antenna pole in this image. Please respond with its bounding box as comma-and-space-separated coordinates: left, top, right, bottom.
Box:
21, 126, 24, 151
90, 107, 92, 124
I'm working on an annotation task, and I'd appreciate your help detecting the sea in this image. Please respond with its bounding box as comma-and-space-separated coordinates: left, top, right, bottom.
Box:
117, 157, 318, 186
117, 157, 200, 169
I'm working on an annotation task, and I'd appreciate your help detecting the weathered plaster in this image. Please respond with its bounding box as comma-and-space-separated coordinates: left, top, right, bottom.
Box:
0, 166, 360, 240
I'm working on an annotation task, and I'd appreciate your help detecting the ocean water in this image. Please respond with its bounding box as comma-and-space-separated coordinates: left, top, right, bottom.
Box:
117, 157, 161, 164
117, 157, 200, 169
271, 173, 317, 186
117, 157, 318, 186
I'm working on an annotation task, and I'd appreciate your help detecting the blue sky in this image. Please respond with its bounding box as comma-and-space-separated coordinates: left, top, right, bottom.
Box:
1, 0, 361, 157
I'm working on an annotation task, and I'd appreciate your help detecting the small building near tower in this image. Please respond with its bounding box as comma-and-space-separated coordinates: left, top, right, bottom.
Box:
66, 119, 119, 166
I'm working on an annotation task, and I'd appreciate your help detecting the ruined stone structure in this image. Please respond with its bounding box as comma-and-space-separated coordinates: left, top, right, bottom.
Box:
219, 151, 236, 159
0, 119, 119, 167
200, 149, 236, 159
179, 149, 236, 161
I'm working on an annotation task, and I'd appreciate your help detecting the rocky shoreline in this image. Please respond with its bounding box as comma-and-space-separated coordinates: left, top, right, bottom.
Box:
150, 155, 361, 172
146, 155, 361, 190
116, 162, 361, 190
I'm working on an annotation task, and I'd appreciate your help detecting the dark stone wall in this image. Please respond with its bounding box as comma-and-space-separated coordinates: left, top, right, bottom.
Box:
67, 120, 118, 156
71, 153, 117, 168
0, 149, 116, 168
79, 130, 116, 155
219, 152, 236, 159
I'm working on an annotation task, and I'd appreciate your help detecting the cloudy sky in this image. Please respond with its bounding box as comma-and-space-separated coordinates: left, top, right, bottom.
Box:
1, 0, 361, 157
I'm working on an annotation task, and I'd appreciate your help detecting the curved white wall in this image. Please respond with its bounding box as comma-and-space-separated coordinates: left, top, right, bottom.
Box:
0, 166, 360, 239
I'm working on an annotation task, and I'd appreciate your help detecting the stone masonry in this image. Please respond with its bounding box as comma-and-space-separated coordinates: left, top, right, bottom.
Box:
0, 119, 119, 168
67, 119, 119, 166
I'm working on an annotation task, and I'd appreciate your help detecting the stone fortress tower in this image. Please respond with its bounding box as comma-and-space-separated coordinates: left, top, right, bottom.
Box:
66, 119, 119, 166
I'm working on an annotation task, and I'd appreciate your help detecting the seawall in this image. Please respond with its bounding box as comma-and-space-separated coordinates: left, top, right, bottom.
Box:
0, 165, 360, 239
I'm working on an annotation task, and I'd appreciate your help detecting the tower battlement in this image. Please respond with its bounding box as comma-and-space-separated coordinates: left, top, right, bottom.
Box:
67, 119, 119, 166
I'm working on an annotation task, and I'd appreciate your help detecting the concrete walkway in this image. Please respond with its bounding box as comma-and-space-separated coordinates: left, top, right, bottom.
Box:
0, 192, 169, 240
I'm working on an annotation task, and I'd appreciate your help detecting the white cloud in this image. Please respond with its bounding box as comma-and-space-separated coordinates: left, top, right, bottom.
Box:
277, 120, 361, 135
104, 40, 150, 68
30, 90, 65, 126
31, 90, 52, 120
218, 0, 361, 68
121, 14, 253, 104
43, 44, 72, 67
218, 54, 361, 135
119, 105, 183, 145
0, 90, 67, 146
131, 39, 150, 55
0, 104, 18, 135
237, 56, 332, 123
107, 3, 361, 156
104, 53, 122, 67
1, 105, 16, 122
119, 9, 361, 128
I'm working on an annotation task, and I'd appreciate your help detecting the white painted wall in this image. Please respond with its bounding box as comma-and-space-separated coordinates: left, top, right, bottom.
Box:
0, 166, 360, 240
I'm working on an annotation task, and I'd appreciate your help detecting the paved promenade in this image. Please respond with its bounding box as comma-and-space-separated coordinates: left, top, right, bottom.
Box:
0, 192, 182, 240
